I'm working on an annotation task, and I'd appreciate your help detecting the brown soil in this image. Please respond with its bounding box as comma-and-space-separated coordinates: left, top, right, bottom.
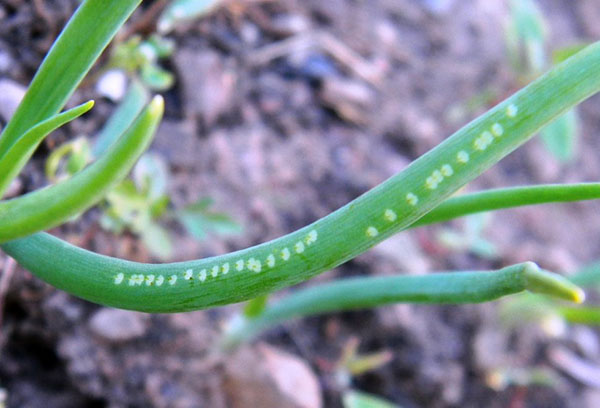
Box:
1, 0, 600, 407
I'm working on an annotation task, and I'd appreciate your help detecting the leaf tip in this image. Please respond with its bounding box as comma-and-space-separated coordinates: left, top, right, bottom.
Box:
524, 263, 586, 304
149, 95, 165, 117
572, 287, 586, 304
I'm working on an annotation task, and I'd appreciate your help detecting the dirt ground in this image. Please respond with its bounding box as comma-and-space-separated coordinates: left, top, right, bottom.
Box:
1, 0, 600, 407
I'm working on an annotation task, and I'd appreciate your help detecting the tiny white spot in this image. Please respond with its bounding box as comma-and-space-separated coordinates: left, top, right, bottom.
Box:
441, 164, 454, 177
432, 170, 443, 184
184, 269, 193, 280
131, 274, 144, 286
366, 226, 379, 238
199, 269, 207, 282
266, 254, 276, 268
425, 176, 438, 190
474, 137, 487, 151
507, 104, 518, 118
211, 265, 219, 278
456, 150, 469, 163
145, 274, 155, 286
168, 274, 177, 285
406, 193, 418, 206
491, 123, 503, 137
384, 209, 397, 222
247, 258, 262, 273
114, 273, 124, 285
156, 275, 165, 286
295, 241, 305, 254
482, 131, 493, 144
474, 131, 493, 151
221, 263, 230, 275
281, 248, 291, 261
305, 230, 318, 245
235, 260, 244, 271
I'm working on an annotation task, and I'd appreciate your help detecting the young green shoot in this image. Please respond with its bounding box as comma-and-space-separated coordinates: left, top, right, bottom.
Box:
0, 100, 94, 197
3, 42, 600, 312
0, 97, 164, 241
222, 262, 583, 348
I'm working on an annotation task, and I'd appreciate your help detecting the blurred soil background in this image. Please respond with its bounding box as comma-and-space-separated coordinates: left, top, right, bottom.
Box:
1, 0, 600, 407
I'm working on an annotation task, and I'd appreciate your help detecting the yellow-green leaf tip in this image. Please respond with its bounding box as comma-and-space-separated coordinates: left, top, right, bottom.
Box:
571, 287, 586, 304
523, 262, 586, 304
149, 95, 165, 117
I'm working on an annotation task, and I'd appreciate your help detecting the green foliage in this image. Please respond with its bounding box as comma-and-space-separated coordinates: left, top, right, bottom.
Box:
109, 35, 175, 91
0, 0, 161, 242
177, 197, 242, 240
0, 97, 163, 242
99, 155, 241, 260
505, 0, 580, 163
343, 391, 399, 408
0, 0, 599, 343
4, 39, 600, 311
0, 100, 94, 197
540, 108, 578, 163
500, 260, 600, 334
0, 0, 142, 157
99, 168, 173, 260
553, 44, 590, 65
93, 79, 149, 157
437, 213, 497, 259
505, 0, 547, 77
45, 85, 240, 259
412, 183, 600, 227
45, 137, 92, 182
2, 4, 600, 407
222, 263, 583, 348
158, 0, 223, 33
333, 339, 397, 408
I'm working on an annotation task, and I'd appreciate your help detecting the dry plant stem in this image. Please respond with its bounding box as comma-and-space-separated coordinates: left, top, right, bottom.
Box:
2, 43, 600, 313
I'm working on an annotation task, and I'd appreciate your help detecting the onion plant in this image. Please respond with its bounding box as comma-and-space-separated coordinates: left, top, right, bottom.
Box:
1, 1, 599, 320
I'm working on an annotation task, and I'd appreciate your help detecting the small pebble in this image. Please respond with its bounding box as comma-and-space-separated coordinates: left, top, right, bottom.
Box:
89, 308, 148, 342
95, 69, 128, 102
0, 79, 26, 122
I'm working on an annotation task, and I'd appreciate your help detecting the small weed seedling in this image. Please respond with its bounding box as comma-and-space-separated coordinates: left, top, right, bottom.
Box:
506, 0, 581, 162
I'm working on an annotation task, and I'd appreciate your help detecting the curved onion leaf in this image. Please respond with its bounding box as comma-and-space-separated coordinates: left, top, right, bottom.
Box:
0, 0, 141, 159
223, 263, 583, 347
0, 101, 94, 198
0, 96, 164, 242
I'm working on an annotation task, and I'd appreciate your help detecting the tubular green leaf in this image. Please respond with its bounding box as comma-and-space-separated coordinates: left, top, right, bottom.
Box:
569, 261, 600, 288
93, 79, 149, 157
411, 183, 600, 228
0, 101, 95, 198
559, 306, 600, 326
0, 96, 164, 242
2, 43, 600, 313
222, 263, 583, 348
0, 0, 141, 159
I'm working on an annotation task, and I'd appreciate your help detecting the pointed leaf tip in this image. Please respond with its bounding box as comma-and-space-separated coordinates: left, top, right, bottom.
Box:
524, 263, 586, 303
149, 95, 165, 116
572, 288, 586, 304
